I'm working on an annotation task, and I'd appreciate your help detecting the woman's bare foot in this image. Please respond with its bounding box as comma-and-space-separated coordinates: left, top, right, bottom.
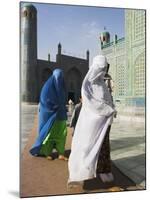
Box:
46, 156, 53, 160
58, 155, 68, 161
67, 181, 83, 191
108, 187, 124, 192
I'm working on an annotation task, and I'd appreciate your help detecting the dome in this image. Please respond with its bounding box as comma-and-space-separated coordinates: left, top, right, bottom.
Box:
21, 3, 37, 13
100, 31, 110, 45
101, 31, 110, 36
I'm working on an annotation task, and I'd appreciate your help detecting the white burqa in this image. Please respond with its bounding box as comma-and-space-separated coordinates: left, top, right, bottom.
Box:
68, 55, 115, 184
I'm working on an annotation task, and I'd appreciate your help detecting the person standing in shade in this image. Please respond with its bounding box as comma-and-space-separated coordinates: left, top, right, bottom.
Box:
96, 63, 116, 183
70, 97, 82, 136
68, 55, 116, 187
30, 69, 68, 161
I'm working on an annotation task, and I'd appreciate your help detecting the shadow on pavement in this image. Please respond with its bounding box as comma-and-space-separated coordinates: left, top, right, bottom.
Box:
113, 154, 146, 186
51, 150, 139, 192
110, 136, 145, 151
83, 162, 137, 192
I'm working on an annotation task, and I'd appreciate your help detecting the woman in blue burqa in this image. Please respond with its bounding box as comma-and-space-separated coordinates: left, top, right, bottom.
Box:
29, 69, 68, 161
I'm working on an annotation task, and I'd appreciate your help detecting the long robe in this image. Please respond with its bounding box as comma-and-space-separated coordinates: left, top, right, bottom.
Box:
68, 55, 115, 183
29, 69, 67, 156
96, 125, 111, 174
96, 75, 114, 175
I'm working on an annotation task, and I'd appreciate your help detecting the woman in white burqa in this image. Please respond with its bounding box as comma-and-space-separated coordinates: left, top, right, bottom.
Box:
68, 55, 115, 187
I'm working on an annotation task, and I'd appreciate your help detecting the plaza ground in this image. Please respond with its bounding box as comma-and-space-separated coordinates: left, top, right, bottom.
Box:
20, 103, 145, 197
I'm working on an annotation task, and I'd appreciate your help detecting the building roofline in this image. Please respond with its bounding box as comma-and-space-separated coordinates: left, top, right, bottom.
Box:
60, 54, 87, 61
102, 37, 125, 49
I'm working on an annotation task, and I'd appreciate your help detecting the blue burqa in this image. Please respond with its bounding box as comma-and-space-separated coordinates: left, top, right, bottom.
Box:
30, 69, 67, 156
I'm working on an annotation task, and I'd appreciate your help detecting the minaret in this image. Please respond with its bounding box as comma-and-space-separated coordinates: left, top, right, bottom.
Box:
114, 34, 118, 44
58, 43, 61, 55
21, 4, 38, 102
86, 50, 89, 67
48, 53, 50, 62
56, 43, 62, 65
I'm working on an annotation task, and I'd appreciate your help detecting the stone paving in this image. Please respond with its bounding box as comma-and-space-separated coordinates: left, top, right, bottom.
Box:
20, 103, 146, 188
21, 103, 38, 152
110, 118, 145, 187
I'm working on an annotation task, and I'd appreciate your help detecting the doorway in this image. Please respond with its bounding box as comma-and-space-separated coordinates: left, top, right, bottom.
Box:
68, 92, 75, 103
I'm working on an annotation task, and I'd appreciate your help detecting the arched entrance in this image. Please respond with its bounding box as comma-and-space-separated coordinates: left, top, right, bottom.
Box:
66, 67, 82, 104
41, 68, 52, 86
134, 52, 145, 96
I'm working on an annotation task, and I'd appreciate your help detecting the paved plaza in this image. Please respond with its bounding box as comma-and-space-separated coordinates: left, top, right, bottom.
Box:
21, 103, 38, 152
20, 103, 146, 193
110, 119, 145, 187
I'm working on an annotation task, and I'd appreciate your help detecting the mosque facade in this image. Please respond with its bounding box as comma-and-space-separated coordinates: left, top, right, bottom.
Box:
21, 4, 89, 103
100, 9, 145, 106
21, 4, 145, 107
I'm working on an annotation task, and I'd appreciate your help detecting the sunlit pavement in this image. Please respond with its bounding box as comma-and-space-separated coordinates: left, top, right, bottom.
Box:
21, 103, 38, 152
21, 103, 145, 188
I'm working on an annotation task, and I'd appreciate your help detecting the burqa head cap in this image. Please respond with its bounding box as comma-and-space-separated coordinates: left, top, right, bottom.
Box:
92, 55, 107, 69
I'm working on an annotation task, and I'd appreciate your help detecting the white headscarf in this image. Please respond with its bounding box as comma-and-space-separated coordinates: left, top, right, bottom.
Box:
81, 55, 114, 117
88, 55, 107, 82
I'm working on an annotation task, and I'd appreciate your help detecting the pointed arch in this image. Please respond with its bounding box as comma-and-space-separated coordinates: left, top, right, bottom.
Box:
134, 52, 145, 96
66, 67, 82, 103
42, 68, 52, 85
